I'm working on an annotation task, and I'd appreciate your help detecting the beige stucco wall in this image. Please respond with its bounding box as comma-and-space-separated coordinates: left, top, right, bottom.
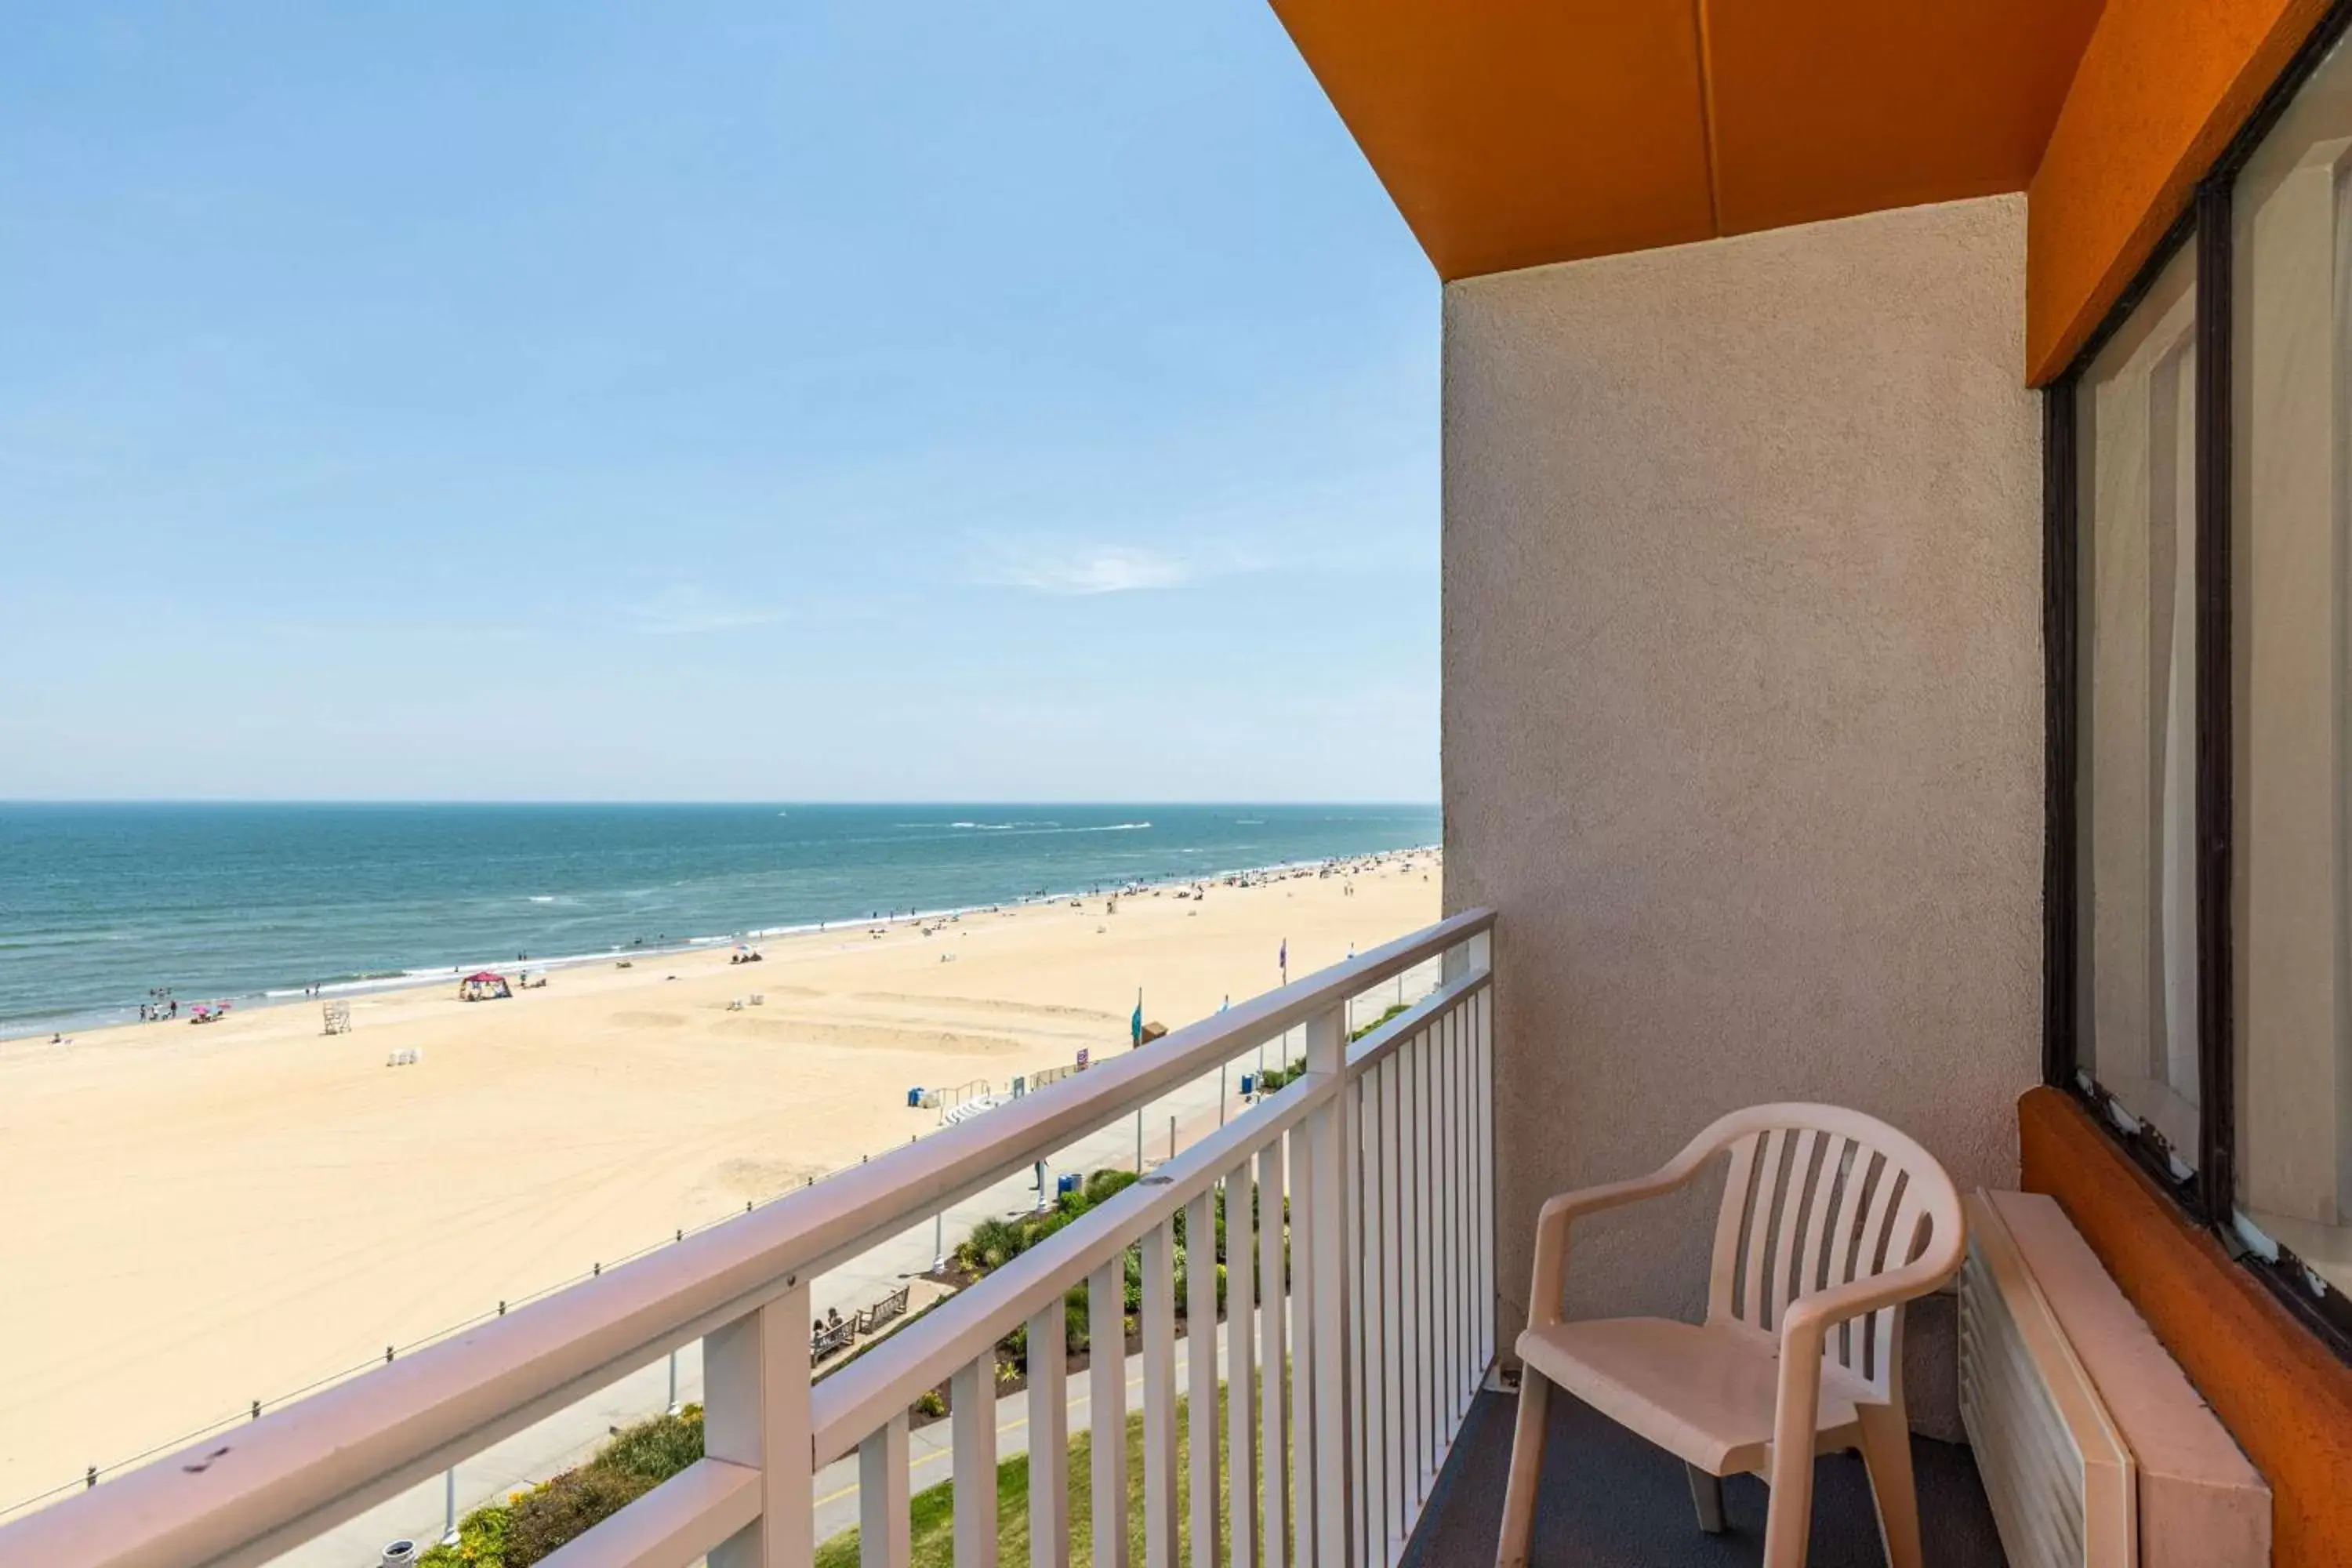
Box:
1443, 194, 2042, 1436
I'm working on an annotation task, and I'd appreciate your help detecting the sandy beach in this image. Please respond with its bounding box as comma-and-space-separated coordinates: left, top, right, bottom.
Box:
0, 850, 1439, 1505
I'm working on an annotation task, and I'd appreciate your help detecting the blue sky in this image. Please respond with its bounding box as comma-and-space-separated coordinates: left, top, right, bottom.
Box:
0, 3, 1439, 802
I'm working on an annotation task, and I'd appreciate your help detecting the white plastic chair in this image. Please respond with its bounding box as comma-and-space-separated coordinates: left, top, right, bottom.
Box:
1495, 1103, 1966, 1568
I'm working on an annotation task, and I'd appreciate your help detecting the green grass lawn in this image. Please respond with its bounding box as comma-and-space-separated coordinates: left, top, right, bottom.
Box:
815, 1381, 1290, 1568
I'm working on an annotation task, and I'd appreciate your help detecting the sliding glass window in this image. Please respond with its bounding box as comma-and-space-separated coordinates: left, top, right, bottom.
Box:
2075, 242, 2203, 1162
2231, 27, 2352, 1293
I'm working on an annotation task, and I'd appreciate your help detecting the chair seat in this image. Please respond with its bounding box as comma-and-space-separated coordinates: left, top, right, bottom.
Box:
1516, 1317, 1880, 1476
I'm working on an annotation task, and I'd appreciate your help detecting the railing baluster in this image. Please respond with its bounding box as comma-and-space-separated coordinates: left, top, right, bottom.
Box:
1451, 996, 1465, 1385
1305, 1004, 1353, 1568
1227, 1162, 1260, 1568
1356, 1065, 1382, 1566
1374, 1048, 1392, 1552
1461, 996, 1478, 1399
953, 1356, 999, 1568
705, 1279, 812, 1568
1429, 1013, 1449, 1465
1439, 1004, 1460, 1432
1092, 1258, 1131, 1568
1186, 1189, 1221, 1568
1425, 1018, 1443, 1490
1439, 1006, 1458, 1420
1418, 1021, 1439, 1494
1399, 1029, 1424, 1505
1436, 1011, 1456, 1465
1479, 975, 1495, 1371
1029, 1299, 1071, 1568
1347, 1073, 1371, 1568
1258, 1138, 1290, 1568
1455, 998, 1474, 1413
858, 1414, 910, 1568
1142, 1221, 1181, 1568
1287, 1123, 1316, 1568
1459, 999, 1477, 1409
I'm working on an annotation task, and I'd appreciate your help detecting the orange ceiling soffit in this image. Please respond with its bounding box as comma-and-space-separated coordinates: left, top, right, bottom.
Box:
2027, 0, 2335, 383
1703, 0, 2100, 239
1270, 0, 2101, 285
1268, 0, 1715, 281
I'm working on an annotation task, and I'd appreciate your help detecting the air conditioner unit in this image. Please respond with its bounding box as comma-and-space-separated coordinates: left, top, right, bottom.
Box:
1958, 1192, 2136, 1568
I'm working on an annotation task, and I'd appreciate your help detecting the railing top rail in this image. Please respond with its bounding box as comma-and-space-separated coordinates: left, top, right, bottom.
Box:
0, 907, 1493, 1568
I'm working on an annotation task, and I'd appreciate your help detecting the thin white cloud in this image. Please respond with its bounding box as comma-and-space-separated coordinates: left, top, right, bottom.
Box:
627, 585, 786, 635
975, 543, 1196, 597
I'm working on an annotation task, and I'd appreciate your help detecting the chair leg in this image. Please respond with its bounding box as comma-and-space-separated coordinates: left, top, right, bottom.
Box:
1494, 1367, 1552, 1568
1854, 1406, 1923, 1568
1686, 1465, 1726, 1534
1760, 1439, 1817, 1568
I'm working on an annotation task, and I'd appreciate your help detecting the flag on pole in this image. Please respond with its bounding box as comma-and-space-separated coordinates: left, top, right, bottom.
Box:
1131, 990, 1144, 1049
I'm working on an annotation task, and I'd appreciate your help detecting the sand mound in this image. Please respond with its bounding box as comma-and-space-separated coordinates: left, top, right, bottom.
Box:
850, 992, 1122, 1022
713, 1016, 1029, 1055
706, 1156, 828, 1200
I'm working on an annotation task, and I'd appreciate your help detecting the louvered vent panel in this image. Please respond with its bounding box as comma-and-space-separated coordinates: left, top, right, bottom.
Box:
1958, 1193, 2135, 1568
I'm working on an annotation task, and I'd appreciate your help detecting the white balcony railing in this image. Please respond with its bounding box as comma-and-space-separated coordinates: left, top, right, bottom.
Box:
0, 909, 1496, 1568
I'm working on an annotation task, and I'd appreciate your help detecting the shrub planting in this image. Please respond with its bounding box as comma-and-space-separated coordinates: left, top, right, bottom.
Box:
417, 1406, 702, 1568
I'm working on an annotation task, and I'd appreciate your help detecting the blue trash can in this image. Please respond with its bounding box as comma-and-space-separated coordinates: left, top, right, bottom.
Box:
906, 1087, 923, 1108
1240, 1073, 1256, 1097
1058, 1173, 1081, 1197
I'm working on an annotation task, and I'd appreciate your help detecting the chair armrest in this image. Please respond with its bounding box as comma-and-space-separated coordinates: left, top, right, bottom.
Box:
1744, 1248, 1948, 1556
1759, 1241, 1965, 1556
1776, 1232, 1966, 1348
1525, 1145, 1719, 1330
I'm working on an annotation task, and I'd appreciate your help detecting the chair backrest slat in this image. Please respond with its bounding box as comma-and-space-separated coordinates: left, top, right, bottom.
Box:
1706, 1133, 1763, 1323
1836, 1152, 1894, 1369
1766, 1129, 1823, 1330
1738, 1129, 1784, 1329
1796, 1134, 1853, 1303
1696, 1104, 1964, 1402
1860, 1184, 1928, 1383
1816, 1138, 1866, 1294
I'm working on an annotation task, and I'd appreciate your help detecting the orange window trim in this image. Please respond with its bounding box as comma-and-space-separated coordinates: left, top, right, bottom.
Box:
2019, 1087, 2352, 1565
2026, 0, 2333, 383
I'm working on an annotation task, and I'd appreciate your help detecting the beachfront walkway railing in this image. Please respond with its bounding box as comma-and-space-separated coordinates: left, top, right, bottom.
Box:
0, 909, 1495, 1568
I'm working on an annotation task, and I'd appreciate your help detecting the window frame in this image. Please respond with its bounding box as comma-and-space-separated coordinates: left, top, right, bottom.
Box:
2045, 0, 2352, 1363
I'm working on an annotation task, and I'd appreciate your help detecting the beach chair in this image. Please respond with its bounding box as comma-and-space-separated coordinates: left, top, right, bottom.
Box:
1496, 1103, 1965, 1568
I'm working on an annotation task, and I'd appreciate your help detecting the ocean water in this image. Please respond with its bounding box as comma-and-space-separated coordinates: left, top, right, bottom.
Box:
0, 803, 1439, 1038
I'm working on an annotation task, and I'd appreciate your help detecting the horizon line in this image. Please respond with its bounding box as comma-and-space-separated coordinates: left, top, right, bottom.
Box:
0, 797, 1443, 809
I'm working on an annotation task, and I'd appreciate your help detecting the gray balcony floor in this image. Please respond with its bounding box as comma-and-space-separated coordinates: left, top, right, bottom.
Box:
1403, 1388, 2007, 1567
